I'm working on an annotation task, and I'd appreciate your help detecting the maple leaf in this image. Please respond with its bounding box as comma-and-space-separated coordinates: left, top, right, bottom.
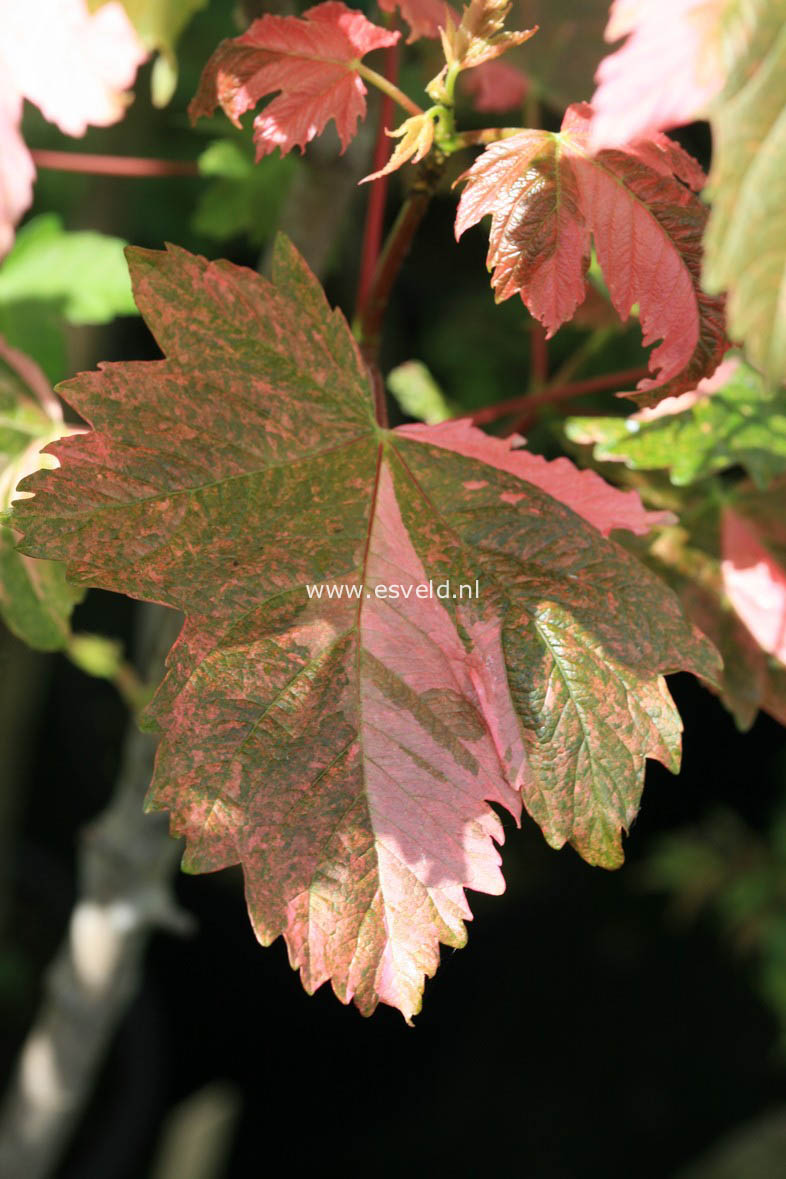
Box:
683, 568, 786, 731
589, 0, 786, 383
567, 357, 786, 490
455, 103, 727, 406
378, 0, 455, 42
722, 485, 786, 665
188, 2, 399, 160
702, 2, 786, 385
0, 0, 146, 255
14, 240, 718, 1018
461, 61, 529, 112
589, 0, 727, 149
0, 338, 82, 649
650, 517, 786, 731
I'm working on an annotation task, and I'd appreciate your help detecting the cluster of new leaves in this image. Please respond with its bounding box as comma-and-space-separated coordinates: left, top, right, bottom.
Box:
14, 241, 719, 1019
189, 1, 727, 408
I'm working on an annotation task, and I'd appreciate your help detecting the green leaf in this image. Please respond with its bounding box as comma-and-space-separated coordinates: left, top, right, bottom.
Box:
0, 338, 82, 650
387, 360, 456, 424
0, 214, 138, 325
14, 240, 718, 1017
703, 5, 786, 383
567, 358, 786, 488
193, 141, 299, 246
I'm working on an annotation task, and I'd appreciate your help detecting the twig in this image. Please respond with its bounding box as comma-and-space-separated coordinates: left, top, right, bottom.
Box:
355, 154, 446, 364
469, 365, 651, 429
30, 150, 199, 178
0, 606, 189, 1179
355, 31, 400, 319
354, 63, 423, 117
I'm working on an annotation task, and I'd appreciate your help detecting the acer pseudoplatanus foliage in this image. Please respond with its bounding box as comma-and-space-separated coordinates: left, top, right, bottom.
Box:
4, 0, 786, 1020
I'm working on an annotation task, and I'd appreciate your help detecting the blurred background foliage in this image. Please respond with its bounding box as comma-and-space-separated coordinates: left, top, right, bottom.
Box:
1, 1, 786, 1177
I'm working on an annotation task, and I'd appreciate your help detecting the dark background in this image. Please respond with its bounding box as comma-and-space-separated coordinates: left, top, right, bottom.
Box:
6, 628, 786, 1178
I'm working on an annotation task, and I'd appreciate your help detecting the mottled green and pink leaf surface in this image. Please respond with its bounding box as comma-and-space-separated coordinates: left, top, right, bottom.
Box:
455, 103, 727, 406
15, 240, 718, 1018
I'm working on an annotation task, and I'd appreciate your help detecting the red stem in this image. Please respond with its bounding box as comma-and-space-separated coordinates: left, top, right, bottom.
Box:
30, 150, 199, 177
355, 32, 399, 320
357, 187, 433, 363
469, 365, 651, 428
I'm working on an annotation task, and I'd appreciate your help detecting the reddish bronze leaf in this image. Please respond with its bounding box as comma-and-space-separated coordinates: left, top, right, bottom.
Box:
14, 240, 718, 1018
455, 103, 728, 405
188, 2, 398, 158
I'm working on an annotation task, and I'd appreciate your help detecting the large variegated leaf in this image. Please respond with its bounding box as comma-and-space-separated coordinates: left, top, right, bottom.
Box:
14, 239, 718, 1018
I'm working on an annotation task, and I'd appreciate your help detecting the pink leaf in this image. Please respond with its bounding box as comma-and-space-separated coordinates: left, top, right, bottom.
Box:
589, 0, 726, 149
378, 0, 455, 41
0, 0, 145, 255
396, 419, 674, 534
189, 2, 399, 158
5, 0, 145, 137
722, 502, 786, 664
462, 60, 529, 111
455, 102, 727, 405
0, 87, 34, 258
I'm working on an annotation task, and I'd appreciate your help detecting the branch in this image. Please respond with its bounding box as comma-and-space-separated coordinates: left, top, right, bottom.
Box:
355, 32, 400, 319
0, 606, 189, 1179
30, 150, 199, 178
468, 365, 652, 430
355, 154, 446, 366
